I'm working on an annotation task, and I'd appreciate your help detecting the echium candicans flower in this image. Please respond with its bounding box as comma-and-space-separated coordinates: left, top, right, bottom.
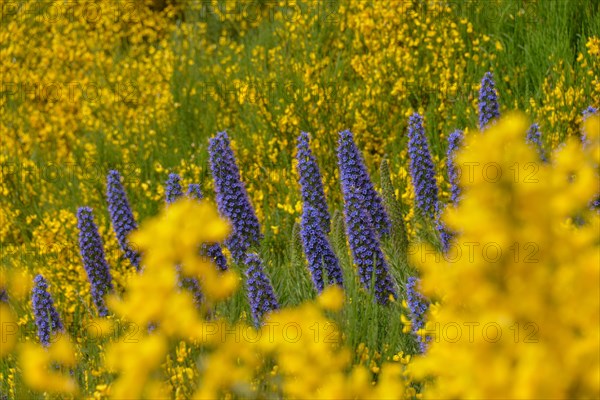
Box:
583, 106, 598, 120
447, 129, 464, 205
178, 269, 204, 306
186, 183, 229, 271
245, 253, 279, 326
208, 131, 261, 263
582, 106, 598, 145
106, 170, 141, 270
187, 183, 202, 200
526, 123, 548, 162
337, 130, 391, 236
165, 173, 184, 205
344, 187, 397, 305
406, 276, 431, 353
77, 207, 114, 317
407, 113, 439, 219
31, 275, 64, 346
478, 72, 500, 130
300, 204, 344, 292
205, 243, 228, 271
296, 132, 331, 233
435, 211, 452, 253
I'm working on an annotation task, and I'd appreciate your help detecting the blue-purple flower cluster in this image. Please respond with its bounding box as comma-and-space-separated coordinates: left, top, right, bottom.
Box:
205, 243, 228, 272
447, 129, 464, 205
478, 72, 500, 130
343, 187, 397, 305
406, 276, 431, 353
178, 266, 204, 306
526, 123, 547, 162
296, 132, 331, 233
186, 183, 203, 200
407, 113, 439, 219
245, 253, 279, 326
300, 204, 344, 292
209, 131, 262, 263
165, 173, 184, 205
106, 170, 141, 270
337, 130, 391, 236
31, 275, 64, 346
582, 106, 599, 145
583, 105, 598, 120
77, 207, 114, 317
435, 212, 452, 253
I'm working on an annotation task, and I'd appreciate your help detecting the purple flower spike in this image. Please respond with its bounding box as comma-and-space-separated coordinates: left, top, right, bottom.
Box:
300, 203, 344, 292
106, 170, 141, 270
406, 277, 431, 353
77, 207, 114, 317
296, 132, 331, 233
337, 130, 391, 237
407, 113, 439, 219
245, 253, 279, 326
165, 173, 184, 205
32, 275, 64, 346
343, 187, 397, 305
478, 72, 500, 130
208, 131, 262, 263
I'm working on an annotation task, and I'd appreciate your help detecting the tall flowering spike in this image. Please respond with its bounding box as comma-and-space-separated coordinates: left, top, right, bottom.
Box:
296, 132, 331, 233
77, 207, 114, 317
436, 211, 452, 253
187, 183, 203, 200
106, 170, 141, 270
31, 275, 64, 346
245, 253, 279, 326
478, 72, 500, 130
344, 188, 397, 305
165, 173, 184, 205
300, 204, 344, 292
447, 130, 464, 205
406, 277, 431, 353
208, 131, 262, 263
337, 130, 391, 236
407, 114, 439, 219
205, 243, 228, 271
525, 123, 548, 162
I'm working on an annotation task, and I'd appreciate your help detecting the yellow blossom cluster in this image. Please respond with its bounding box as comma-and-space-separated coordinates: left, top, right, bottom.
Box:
410, 114, 600, 398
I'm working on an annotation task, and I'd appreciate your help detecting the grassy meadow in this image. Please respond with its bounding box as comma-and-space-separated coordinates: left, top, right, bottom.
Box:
1, 0, 599, 398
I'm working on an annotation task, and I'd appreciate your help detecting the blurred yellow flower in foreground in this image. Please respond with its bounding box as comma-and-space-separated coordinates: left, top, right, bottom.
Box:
410, 114, 600, 399
318, 285, 345, 312
20, 336, 78, 395
0, 304, 17, 358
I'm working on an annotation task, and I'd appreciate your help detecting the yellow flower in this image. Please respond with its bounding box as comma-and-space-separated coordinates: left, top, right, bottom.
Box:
0, 304, 17, 358
410, 115, 600, 399
317, 285, 345, 311
20, 336, 78, 394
